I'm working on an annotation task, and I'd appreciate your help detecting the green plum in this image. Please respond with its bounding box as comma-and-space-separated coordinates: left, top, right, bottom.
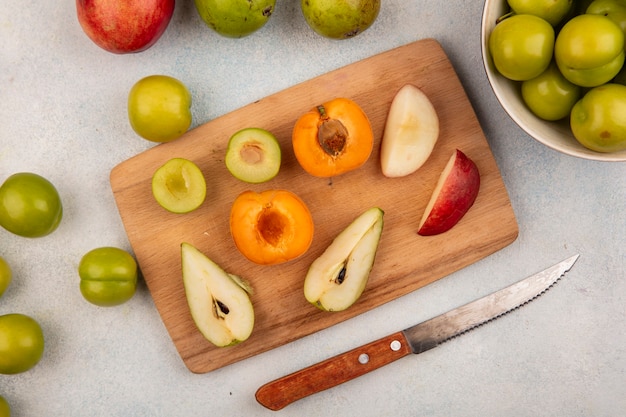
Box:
301, 0, 380, 39
128, 75, 192, 143
507, 0, 573, 26
0, 313, 45, 375
570, 83, 626, 152
613, 64, 626, 84
0, 172, 63, 238
555, 14, 625, 87
225, 128, 282, 184
587, 0, 626, 37
0, 256, 11, 299
194, 0, 275, 38
152, 158, 207, 213
79, 247, 138, 307
489, 14, 555, 81
0, 394, 9, 417
522, 62, 582, 121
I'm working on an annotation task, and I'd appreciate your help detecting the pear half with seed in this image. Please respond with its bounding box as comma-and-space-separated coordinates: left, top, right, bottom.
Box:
304, 207, 384, 312
181, 242, 254, 347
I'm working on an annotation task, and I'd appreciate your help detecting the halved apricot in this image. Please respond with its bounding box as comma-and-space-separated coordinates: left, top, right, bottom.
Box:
292, 97, 374, 177
229, 189, 314, 265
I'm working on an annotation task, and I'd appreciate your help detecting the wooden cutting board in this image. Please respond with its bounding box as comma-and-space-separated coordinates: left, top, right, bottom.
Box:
110, 38, 518, 374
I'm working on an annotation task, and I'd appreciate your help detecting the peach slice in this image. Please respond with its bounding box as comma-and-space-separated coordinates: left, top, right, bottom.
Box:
380, 84, 439, 178
418, 149, 480, 236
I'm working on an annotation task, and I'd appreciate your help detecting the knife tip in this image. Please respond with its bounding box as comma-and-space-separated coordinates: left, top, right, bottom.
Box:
564, 254, 580, 271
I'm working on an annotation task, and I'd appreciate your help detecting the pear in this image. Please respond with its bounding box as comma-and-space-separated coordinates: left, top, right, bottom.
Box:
304, 207, 384, 312
181, 243, 254, 347
194, 0, 276, 38
301, 0, 380, 40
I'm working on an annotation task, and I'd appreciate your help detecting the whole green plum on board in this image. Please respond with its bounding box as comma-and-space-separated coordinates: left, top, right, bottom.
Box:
0, 172, 63, 238
570, 83, 626, 152
0, 313, 45, 375
194, 0, 275, 38
79, 247, 138, 307
301, 0, 380, 39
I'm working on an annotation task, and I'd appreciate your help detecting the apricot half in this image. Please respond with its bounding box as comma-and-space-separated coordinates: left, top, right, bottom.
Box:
230, 190, 314, 265
292, 97, 373, 177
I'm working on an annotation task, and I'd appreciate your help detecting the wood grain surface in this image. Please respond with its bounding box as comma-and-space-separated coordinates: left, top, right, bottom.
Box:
109, 38, 518, 373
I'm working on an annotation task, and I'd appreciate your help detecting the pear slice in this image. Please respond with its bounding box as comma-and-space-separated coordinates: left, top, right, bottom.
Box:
304, 207, 384, 312
181, 242, 254, 347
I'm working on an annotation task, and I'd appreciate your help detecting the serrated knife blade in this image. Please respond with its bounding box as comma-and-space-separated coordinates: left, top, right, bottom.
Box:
256, 254, 580, 411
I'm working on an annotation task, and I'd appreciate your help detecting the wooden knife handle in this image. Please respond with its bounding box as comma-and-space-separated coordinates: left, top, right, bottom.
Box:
255, 331, 412, 411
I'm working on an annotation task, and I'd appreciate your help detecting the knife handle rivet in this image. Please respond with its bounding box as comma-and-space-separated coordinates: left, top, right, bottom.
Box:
390, 340, 401, 351
358, 353, 369, 364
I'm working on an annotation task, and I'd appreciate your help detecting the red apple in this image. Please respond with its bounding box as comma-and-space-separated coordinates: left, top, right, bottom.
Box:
76, 0, 175, 54
417, 149, 480, 236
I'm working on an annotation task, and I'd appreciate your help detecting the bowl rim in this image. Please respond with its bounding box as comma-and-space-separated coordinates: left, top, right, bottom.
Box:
480, 0, 626, 162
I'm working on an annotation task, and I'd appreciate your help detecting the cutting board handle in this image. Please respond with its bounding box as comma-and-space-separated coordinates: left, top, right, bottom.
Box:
255, 331, 412, 411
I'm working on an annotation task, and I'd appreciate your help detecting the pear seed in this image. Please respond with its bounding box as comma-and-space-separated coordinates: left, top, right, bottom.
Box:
336, 265, 347, 284
212, 298, 230, 319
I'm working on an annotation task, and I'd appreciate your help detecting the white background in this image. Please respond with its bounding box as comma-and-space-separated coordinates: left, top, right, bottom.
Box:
1, 1, 625, 416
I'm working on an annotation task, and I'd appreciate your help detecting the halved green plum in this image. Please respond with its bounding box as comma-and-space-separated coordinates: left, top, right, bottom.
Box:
225, 128, 281, 184
151, 158, 207, 213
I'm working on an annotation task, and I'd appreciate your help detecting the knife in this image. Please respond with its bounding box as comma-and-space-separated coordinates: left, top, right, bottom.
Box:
255, 254, 580, 411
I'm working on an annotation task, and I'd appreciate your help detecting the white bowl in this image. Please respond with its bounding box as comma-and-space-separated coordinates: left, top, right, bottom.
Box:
480, 0, 626, 162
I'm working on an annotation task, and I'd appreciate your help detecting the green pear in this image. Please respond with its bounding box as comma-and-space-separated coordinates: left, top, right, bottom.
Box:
181, 243, 254, 347
304, 207, 384, 312
301, 0, 380, 39
194, 0, 276, 38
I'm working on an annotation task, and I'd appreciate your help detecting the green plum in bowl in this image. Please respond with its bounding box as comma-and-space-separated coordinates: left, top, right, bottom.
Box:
481, 0, 626, 161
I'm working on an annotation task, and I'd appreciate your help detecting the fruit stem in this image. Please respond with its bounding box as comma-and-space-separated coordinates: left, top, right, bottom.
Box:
316, 105, 327, 120
495, 11, 515, 25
